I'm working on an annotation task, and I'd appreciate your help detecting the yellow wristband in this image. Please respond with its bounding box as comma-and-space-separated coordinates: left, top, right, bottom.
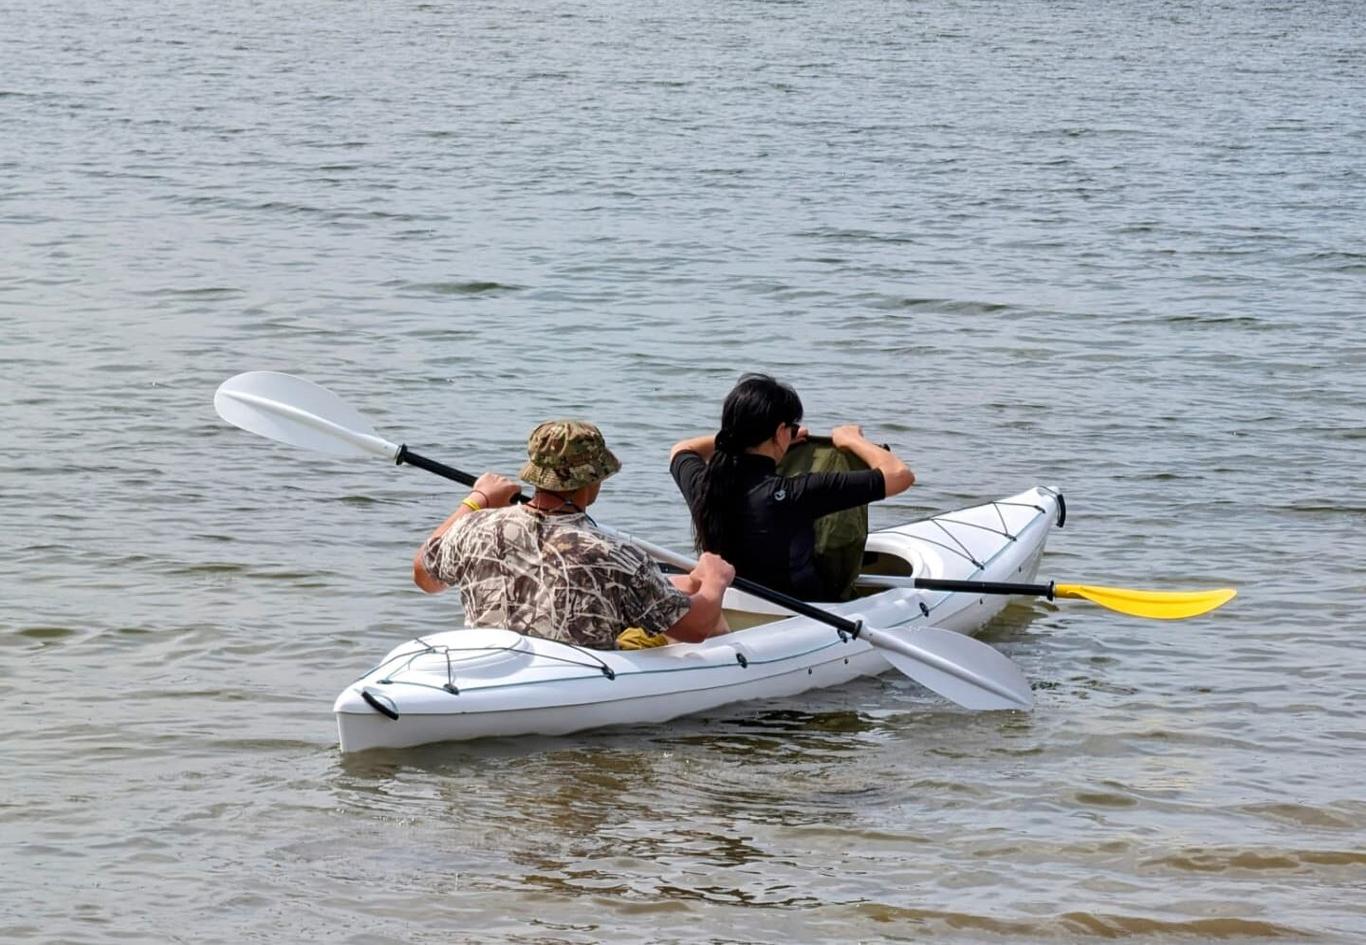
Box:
461, 497, 483, 513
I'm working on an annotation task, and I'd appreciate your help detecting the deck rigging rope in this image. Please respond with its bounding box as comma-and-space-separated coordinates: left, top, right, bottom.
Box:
912, 499, 1046, 571
357, 634, 616, 693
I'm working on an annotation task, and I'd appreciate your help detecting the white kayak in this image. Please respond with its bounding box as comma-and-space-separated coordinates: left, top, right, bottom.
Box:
334, 485, 1063, 752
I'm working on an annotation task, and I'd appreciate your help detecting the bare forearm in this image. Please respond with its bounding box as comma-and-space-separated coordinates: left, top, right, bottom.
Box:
843, 438, 915, 495
666, 579, 727, 642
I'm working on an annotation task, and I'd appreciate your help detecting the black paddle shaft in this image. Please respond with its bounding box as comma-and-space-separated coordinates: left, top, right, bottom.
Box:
914, 577, 1055, 599
396, 445, 530, 504
728, 575, 865, 637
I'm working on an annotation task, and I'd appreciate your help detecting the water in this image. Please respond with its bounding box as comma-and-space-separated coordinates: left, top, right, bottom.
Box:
3, 0, 1364, 941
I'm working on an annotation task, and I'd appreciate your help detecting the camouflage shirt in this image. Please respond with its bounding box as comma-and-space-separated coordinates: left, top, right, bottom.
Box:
421, 506, 691, 650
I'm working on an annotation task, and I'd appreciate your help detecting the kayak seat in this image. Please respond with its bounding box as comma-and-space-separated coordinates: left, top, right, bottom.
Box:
720, 608, 790, 631
853, 548, 915, 599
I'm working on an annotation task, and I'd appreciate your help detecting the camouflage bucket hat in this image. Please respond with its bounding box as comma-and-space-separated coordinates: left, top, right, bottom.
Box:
519, 420, 622, 492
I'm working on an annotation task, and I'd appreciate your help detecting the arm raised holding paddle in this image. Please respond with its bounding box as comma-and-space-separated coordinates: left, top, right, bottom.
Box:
411, 423, 733, 649
412, 472, 521, 593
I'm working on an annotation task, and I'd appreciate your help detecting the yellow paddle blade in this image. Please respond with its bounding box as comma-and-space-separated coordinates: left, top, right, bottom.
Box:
1053, 584, 1237, 619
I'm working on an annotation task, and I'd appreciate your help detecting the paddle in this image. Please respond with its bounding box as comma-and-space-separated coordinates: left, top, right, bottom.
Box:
214, 371, 1034, 711
854, 575, 1235, 620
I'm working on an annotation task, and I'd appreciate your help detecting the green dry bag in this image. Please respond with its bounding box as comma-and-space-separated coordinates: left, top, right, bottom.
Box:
776, 436, 872, 601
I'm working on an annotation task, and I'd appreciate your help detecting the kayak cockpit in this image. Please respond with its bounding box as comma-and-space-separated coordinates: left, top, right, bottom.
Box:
716, 535, 923, 618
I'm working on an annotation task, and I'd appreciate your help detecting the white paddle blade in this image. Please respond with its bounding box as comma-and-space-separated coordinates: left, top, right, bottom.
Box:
862, 626, 1033, 711
214, 372, 399, 460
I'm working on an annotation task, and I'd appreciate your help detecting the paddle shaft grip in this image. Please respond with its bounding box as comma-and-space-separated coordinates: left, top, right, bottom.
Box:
914, 577, 1054, 599
396, 446, 531, 505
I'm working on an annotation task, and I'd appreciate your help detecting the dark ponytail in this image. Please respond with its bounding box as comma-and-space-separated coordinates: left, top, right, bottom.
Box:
692, 374, 803, 557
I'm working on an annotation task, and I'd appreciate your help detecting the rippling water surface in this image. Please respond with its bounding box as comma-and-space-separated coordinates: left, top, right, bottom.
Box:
4, 1, 1364, 942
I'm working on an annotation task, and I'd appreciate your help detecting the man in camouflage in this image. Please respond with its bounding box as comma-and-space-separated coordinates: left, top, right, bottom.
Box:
414, 420, 734, 649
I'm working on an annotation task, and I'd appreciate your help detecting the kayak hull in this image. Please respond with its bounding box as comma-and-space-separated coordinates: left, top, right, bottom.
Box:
334, 486, 1061, 751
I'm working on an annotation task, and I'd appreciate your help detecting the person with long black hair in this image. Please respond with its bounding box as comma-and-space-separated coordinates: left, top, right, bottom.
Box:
669, 374, 915, 601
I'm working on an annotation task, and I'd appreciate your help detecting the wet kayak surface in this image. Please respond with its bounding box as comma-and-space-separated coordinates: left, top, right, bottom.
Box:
3, 0, 1363, 942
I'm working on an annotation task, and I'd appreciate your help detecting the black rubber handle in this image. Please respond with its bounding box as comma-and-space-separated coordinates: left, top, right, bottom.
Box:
360, 687, 400, 720
396, 445, 529, 504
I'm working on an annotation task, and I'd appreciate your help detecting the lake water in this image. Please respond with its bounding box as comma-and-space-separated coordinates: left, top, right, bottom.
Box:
3, 1, 1364, 942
